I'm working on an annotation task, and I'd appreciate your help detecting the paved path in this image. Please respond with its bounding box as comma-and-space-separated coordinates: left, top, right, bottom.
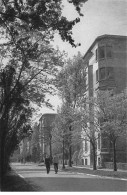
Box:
11, 163, 127, 191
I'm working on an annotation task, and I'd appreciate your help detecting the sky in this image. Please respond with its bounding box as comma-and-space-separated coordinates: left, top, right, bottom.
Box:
54, 0, 127, 57
40, 0, 127, 116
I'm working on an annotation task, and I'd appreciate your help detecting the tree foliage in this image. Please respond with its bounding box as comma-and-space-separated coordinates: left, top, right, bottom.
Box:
56, 52, 86, 107
52, 104, 73, 152
97, 90, 127, 141
55, 52, 87, 166
72, 97, 100, 170
96, 90, 127, 171
72, 89, 127, 171
52, 103, 75, 167
0, 0, 87, 47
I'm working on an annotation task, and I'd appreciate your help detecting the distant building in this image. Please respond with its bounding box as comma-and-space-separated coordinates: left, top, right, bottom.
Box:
39, 113, 57, 161
82, 34, 127, 168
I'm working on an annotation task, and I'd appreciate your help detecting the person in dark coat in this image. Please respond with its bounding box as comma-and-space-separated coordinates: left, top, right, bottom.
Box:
53, 155, 59, 174
45, 155, 51, 174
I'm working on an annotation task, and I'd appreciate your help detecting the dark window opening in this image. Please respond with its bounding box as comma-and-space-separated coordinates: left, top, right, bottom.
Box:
99, 67, 106, 80
107, 67, 114, 79
85, 159, 87, 165
99, 46, 105, 59
98, 45, 112, 60
98, 157, 101, 166
106, 46, 112, 58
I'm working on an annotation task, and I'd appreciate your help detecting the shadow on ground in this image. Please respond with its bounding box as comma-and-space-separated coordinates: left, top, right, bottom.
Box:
1, 174, 37, 191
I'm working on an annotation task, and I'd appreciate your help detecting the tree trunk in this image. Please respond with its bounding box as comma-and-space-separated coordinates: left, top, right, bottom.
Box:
92, 144, 97, 170
113, 140, 117, 171
0, 131, 9, 188
69, 145, 72, 167
69, 126, 72, 167
62, 139, 65, 169
0, 126, 7, 176
0, 107, 10, 182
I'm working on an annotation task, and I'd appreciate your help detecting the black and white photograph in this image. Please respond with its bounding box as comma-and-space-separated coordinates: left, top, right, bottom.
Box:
0, 0, 127, 192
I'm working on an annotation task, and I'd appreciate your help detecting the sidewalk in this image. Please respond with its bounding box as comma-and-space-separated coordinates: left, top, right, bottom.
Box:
1, 163, 127, 191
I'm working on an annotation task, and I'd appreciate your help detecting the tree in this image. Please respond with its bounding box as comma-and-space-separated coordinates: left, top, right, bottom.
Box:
72, 98, 100, 170
72, 89, 127, 171
52, 104, 73, 169
0, 46, 58, 177
31, 123, 40, 163
0, 23, 63, 178
56, 52, 86, 107
56, 52, 86, 166
0, 0, 88, 47
0, 0, 88, 180
96, 90, 127, 171
52, 113, 66, 169
0, 64, 33, 177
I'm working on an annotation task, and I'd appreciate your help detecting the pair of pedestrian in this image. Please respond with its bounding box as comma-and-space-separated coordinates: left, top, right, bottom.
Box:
45, 154, 59, 174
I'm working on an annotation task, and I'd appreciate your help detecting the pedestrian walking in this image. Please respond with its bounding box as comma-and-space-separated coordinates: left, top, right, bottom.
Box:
45, 155, 51, 174
53, 155, 59, 174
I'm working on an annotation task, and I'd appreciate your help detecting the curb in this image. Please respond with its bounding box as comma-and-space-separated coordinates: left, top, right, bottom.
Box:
86, 173, 127, 181
18, 174, 24, 178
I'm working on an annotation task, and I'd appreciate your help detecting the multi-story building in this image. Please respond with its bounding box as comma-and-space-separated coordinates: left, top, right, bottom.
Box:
82, 34, 127, 168
39, 113, 57, 161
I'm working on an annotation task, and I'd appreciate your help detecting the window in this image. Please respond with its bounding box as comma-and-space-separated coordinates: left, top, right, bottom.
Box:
96, 69, 99, 82
106, 46, 112, 58
107, 67, 114, 79
99, 67, 106, 80
98, 45, 112, 60
85, 159, 87, 165
99, 67, 114, 81
98, 157, 101, 166
85, 137, 88, 152
98, 46, 105, 59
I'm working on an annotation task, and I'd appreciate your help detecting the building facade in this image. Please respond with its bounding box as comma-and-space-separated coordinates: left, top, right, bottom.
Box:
39, 113, 57, 161
82, 34, 127, 167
